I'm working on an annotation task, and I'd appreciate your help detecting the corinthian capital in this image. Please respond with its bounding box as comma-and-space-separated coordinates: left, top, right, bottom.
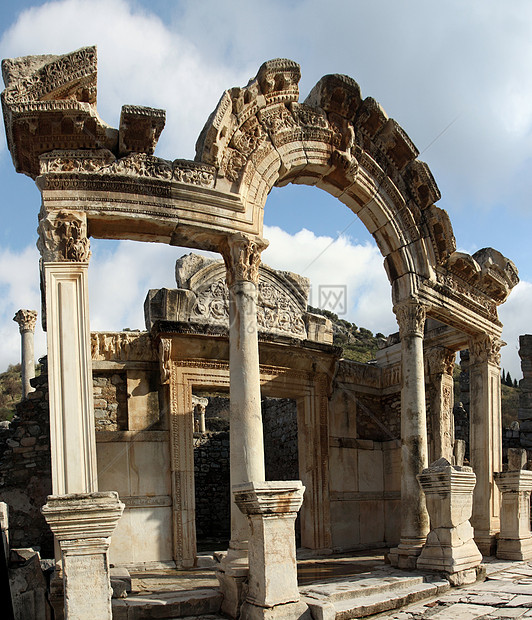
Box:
469, 334, 503, 367
37, 210, 91, 262
13, 309, 38, 333
393, 301, 427, 338
221, 233, 268, 287
425, 346, 456, 376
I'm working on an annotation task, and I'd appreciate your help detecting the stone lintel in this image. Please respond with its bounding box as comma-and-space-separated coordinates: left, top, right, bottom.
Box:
233, 481, 305, 516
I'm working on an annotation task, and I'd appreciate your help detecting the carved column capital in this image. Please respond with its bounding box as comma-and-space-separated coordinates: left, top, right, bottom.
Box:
37, 210, 91, 262
425, 346, 456, 376
220, 233, 268, 287
13, 309, 38, 333
469, 334, 502, 367
393, 301, 427, 338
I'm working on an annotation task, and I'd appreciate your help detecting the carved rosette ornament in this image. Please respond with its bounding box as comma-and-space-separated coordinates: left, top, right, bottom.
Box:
13, 309, 38, 334
393, 301, 427, 338
220, 234, 268, 287
37, 210, 90, 262
425, 347, 456, 376
469, 334, 503, 367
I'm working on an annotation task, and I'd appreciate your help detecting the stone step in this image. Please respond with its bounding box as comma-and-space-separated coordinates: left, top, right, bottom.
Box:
302, 574, 450, 619
112, 587, 222, 619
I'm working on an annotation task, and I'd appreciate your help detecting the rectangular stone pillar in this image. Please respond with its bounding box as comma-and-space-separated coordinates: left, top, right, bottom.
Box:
425, 347, 456, 463
469, 334, 502, 556
495, 451, 532, 561
234, 481, 310, 620
45, 262, 97, 494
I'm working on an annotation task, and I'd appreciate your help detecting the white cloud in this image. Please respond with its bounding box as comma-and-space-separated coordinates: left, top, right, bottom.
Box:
500, 280, 532, 379
262, 225, 395, 335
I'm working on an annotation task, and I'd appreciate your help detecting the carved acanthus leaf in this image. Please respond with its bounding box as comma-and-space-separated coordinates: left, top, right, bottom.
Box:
469, 334, 502, 367
37, 210, 90, 262
221, 234, 268, 286
425, 347, 456, 376
394, 301, 426, 338
13, 309, 38, 333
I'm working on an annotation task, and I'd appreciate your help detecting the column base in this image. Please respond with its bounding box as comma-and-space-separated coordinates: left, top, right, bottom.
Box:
474, 532, 498, 557
216, 548, 249, 619
240, 600, 311, 620
388, 540, 425, 569
497, 537, 532, 561
446, 567, 481, 587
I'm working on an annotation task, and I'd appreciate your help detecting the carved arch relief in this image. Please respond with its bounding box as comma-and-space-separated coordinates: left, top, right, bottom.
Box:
1, 47, 518, 328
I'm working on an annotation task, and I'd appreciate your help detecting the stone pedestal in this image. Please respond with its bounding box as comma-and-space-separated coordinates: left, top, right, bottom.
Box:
217, 234, 268, 616
42, 492, 124, 620
389, 302, 430, 569
234, 481, 310, 620
13, 309, 38, 399
495, 469, 532, 560
469, 334, 503, 556
417, 458, 482, 585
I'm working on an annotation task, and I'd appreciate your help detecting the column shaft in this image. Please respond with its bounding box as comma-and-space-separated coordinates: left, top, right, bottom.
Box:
389, 302, 429, 568
469, 334, 502, 556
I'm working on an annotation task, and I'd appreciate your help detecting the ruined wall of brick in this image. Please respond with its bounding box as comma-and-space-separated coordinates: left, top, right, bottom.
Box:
519, 335, 532, 449
193, 431, 230, 545
93, 372, 128, 431
262, 398, 298, 481
357, 394, 401, 441
0, 371, 53, 557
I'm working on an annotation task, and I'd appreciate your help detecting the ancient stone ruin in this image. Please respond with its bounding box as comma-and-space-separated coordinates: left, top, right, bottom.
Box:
0, 46, 523, 618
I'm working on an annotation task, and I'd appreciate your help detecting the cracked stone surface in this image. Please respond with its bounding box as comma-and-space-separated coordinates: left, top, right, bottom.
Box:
376, 560, 532, 619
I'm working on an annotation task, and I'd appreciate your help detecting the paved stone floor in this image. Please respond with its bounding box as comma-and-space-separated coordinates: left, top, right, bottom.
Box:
376, 560, 532, 619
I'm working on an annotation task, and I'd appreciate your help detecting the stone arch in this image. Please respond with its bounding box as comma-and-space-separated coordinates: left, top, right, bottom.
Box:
195, 59, 452, 303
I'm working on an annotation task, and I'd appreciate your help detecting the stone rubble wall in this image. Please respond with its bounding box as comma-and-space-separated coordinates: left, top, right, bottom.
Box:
0, 371, 53, 557
93, 372, 128, 431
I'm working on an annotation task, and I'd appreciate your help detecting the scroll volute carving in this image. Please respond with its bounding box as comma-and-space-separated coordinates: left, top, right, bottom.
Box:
37, 210, 91, 262
220, 234, 268, 287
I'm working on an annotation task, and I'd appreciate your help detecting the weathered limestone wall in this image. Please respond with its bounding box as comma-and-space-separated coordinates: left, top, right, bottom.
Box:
328, 360, 402, 551
0, 371, 53, 557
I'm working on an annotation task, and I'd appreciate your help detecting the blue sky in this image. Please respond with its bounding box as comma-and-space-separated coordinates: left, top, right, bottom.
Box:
0, 0, 531, 378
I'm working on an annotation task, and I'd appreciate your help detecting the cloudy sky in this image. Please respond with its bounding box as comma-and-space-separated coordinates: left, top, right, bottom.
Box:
0, 0, 531, 378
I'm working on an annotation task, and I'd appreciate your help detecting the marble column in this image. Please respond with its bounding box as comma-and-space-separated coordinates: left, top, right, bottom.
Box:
217, 233, 267, 618
389, 301, 430, 569
469, 333, 502, 556
13, 309, 38, 399
425, 346, 456, 463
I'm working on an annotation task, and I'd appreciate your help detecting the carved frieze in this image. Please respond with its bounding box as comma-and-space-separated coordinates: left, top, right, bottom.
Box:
91, 331, 156, 362
37, 210, 90, 262
159, 338, 172, 384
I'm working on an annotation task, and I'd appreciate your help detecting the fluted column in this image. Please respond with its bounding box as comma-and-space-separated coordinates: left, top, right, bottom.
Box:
469, 333, 502, 556
389, 301, 430, 569
217, 233, 267, 618
13, 309, 38, 399
425, 346, 456, 463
